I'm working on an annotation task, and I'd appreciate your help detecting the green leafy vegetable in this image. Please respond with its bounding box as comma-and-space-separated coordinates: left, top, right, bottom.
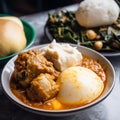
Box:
47, 10, 120, 51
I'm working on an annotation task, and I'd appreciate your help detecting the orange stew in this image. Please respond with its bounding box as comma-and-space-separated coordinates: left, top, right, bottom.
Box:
10, 55, 107, 110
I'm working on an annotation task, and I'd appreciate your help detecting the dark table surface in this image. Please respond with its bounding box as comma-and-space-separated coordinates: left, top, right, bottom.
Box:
0, 4, 120, 120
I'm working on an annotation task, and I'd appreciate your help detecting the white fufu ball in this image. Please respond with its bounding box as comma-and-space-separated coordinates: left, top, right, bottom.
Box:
75, 0, 120, 28
56, 66, 104, 105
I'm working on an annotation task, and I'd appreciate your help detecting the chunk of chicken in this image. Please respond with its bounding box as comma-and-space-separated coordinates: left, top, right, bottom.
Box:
14, 50, 59, 87
27, 73, 59, 102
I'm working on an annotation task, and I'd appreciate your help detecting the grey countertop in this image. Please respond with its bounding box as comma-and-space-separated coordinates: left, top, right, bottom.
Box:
0, 4, 120, 120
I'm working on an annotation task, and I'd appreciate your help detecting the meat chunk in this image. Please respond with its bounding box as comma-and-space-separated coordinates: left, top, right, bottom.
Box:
27, 73, 59, 102
14, 50, 59, 87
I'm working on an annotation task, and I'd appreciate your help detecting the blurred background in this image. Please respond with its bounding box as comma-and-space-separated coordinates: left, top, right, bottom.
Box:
0, 0, 82, 16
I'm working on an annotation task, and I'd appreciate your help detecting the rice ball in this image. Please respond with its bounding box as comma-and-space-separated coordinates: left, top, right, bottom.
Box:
75, 0, 119, 28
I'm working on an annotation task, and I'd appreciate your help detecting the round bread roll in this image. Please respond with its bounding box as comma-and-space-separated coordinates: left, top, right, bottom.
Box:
0, 19, 26, 58
75, 0, 119, 28
0, 16, 23, 29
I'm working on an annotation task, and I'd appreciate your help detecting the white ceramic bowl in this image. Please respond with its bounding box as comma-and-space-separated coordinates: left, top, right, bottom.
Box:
1, 44, 115, 117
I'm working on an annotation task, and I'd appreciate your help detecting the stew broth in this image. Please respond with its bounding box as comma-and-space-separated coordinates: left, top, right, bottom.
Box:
10, 55, 107, 110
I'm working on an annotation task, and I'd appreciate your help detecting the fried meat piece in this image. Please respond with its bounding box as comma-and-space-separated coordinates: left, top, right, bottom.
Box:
14, 50, 59, 87
27, 73, 59, 102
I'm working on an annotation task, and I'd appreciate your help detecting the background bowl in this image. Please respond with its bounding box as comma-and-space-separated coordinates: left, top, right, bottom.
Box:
0, 14, 36, 65
1, 44, 115, 117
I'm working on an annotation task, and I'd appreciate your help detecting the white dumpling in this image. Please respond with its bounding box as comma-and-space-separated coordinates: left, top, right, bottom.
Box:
75, 0, 119, 28
40, 40, 82, 71
56, 66, 104, 105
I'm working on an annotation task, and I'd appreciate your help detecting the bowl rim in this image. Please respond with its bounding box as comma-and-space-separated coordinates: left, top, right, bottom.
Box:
0, 18, 36, 61
1, 44, 115, 116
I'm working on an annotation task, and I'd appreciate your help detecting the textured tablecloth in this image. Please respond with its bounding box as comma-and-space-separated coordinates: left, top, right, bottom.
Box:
0, 4, 120, 120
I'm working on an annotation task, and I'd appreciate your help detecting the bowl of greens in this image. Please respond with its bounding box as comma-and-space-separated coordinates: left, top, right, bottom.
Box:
45, 10, 120, 57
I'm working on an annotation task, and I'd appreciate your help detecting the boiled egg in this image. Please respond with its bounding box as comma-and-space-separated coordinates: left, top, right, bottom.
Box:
56, 66, 104, 105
